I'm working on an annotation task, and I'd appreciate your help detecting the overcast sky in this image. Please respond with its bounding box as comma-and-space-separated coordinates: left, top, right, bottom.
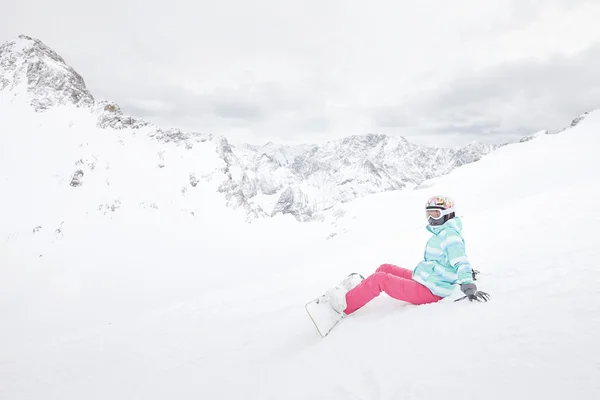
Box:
3, 0, 600, 146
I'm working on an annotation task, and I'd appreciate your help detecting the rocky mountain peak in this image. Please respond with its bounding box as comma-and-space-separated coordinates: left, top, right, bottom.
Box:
0, 35, 94, 110
0, 34, 511, 222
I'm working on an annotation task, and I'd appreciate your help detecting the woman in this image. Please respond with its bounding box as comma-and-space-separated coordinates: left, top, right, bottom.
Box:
327, 195, 490, 316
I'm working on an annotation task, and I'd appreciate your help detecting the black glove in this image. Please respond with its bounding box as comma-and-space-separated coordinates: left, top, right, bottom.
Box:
455, 283, 490, 302
472, 269, 480, 281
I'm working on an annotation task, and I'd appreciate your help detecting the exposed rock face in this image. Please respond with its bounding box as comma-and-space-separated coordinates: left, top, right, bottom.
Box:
0, 35, 95, 110
0, 34, 507, 221
520, 111, 591, 142
94, 101, 150, 130
215, 134, 502, 220
520, 130, 549, 143
558, 112, 591, 133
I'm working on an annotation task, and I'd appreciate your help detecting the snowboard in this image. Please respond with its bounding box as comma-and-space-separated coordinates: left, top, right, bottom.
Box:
305, 273, 365, 338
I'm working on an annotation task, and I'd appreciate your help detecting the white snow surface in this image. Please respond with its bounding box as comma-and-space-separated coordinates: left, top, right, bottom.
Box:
2, 89, 600, 398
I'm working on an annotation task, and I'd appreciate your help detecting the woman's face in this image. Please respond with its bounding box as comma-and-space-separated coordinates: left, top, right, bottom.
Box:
426, 208, 447, 226
426, 208, 442, 219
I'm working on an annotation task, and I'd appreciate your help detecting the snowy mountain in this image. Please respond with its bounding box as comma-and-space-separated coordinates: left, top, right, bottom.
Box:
2, 97, 599, 399
225, 136, 500, 220
2, 33, 600, 400
0, 35, 504, 222
0, 35, 94, 110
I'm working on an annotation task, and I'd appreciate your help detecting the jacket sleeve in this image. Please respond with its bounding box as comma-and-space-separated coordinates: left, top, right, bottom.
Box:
440, 230, 474, 285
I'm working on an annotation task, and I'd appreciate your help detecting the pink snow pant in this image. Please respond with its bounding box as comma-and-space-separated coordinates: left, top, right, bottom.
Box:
344, 264, 443, 315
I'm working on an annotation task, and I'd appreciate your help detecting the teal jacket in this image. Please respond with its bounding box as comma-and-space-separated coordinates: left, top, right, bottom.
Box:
412, 217, 474, 297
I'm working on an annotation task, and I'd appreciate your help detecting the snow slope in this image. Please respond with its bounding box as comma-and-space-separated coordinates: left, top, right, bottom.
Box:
1, 106, 599, 400
1, 35, 599, 399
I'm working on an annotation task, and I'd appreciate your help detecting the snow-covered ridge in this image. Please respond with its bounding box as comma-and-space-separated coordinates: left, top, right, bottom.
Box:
0, 34, 585, 221
225, 135, 500, 220
0, 35, 94, 110
2, 98, 599, 400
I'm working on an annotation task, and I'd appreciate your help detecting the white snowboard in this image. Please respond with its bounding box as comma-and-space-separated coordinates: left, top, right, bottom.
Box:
305, 273, 365, 338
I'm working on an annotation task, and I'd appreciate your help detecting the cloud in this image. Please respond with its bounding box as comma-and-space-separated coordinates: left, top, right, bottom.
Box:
2, 0, 600, 145
114, 78, 337, 142
374, 42, 600, 136
212, 101, 263, 120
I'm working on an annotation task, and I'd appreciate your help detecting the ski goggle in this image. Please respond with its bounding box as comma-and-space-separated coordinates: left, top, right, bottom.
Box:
426, 207, 455, 220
